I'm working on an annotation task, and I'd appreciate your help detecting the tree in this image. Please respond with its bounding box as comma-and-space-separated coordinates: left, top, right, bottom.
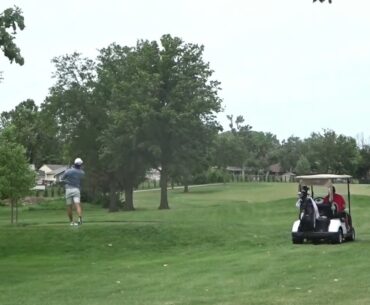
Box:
170, 120, 220, 193
213, 131, 238, 169
356, 145, 370, 180
143, 35, 222, 209
219, 115, 280, 178
1, 100, 40, 164
0, 6, 25, 64
0, 126, 35, 224
0, 6, 25, 80
304, 130, 358, 174
295, 155, 311, 175
2, 100, 39, 165
35, 105, 64, 166
1, 99, 64, 168
96, 42, 157, 211
43, 53, 105, 201
279, 136, 303, 172
248, 131, 280, 173
224, 115, 253, 180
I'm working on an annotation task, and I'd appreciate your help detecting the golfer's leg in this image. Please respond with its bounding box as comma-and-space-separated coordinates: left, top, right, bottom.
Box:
66, 190, 74, 222
74, 195, 83, 224
67, 204, 73, 222
75, 202, 82, 218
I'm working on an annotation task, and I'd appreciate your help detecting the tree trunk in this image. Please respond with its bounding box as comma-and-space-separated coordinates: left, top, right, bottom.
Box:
159, 165, 169, 209
123, 186, 135, 211
183, 174, 190, 193
10, 200, 14, 224
15, 201, 18, 224
108, 182, 119, 212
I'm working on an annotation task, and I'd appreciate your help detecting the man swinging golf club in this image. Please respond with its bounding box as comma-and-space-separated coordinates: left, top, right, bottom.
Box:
61, 158, 85, 226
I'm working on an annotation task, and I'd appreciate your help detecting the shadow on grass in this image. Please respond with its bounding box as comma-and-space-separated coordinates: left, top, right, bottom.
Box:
183, 188, 226, 195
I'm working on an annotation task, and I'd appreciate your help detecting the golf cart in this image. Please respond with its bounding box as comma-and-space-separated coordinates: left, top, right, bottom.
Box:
291, 174, 355, 244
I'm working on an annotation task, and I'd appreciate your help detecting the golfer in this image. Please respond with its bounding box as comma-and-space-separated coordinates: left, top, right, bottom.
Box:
61, 158, 85, 226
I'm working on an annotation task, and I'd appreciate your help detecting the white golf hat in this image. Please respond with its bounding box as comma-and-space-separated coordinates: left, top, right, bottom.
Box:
74, 157, 83, 165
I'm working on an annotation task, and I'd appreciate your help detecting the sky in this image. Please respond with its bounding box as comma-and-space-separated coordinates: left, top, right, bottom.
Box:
1, 0, 370, 142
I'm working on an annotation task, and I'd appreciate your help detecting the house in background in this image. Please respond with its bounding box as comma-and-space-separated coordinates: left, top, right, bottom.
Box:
268, 163, 284, 176
281, 172, 296, 182
38, 164, 68, 185
226, 166, 243, 176
267, 163, 296, 182
146, 168, 160, 181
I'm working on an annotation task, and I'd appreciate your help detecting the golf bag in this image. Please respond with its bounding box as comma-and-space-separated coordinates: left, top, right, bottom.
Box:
298, 197, 316, 231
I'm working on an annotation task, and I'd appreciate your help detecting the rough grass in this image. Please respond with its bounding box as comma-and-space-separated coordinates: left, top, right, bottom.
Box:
1, 182, 370, 305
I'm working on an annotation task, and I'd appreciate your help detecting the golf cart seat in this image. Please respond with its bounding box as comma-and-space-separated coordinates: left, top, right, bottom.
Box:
315, 216, 330, 232
317, 203, 333, 218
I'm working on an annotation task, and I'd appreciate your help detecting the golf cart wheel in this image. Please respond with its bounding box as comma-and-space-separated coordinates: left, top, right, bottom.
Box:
292, 237, 303, 244
347, 227, 356, 242
332, 228, 344, 244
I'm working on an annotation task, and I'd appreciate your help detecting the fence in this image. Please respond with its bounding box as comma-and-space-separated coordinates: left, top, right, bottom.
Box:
31, 185, 64, 198
30, 175, 295, 199
230, 174, 296, 183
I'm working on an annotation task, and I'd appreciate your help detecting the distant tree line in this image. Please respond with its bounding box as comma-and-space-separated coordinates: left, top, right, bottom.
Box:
2, 31, 370, 212
213, 115, 364, 179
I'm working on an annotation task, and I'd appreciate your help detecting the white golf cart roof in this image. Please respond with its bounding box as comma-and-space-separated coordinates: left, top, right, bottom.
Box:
296, 174, 352, 186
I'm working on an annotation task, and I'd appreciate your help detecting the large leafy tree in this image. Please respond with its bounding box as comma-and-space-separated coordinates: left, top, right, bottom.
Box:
0, 6, 25, 81
143, 34, 222, 209
248, 131, 280, 173
43, 53, 106, 200
0, 99, 63, 167
169, 118, 220, 193
225, 115, 253, 179
45, 52, 97, 149
218, 115, 280, 177
213, 131, 238, 169
0, 6, 25, 64
295, 155, 311, 175
0, 126, 35, 224
96, 42, 155, 211
1, 100, 40, 165
279, 136, 303, 172
304, 130, 358, 174
356, 145, 370, 180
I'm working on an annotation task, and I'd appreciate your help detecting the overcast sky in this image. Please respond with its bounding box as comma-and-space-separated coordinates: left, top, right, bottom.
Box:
1, 0, 370, 141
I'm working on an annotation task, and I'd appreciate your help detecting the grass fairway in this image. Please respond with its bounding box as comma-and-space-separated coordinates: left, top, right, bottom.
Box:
1, 182, 370, 305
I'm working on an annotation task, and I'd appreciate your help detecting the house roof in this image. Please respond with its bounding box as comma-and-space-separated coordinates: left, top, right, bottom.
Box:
50, 166, 68, 176
282, 172, 296, 176
226, 166, 243, 171
45, 164, 67, 171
